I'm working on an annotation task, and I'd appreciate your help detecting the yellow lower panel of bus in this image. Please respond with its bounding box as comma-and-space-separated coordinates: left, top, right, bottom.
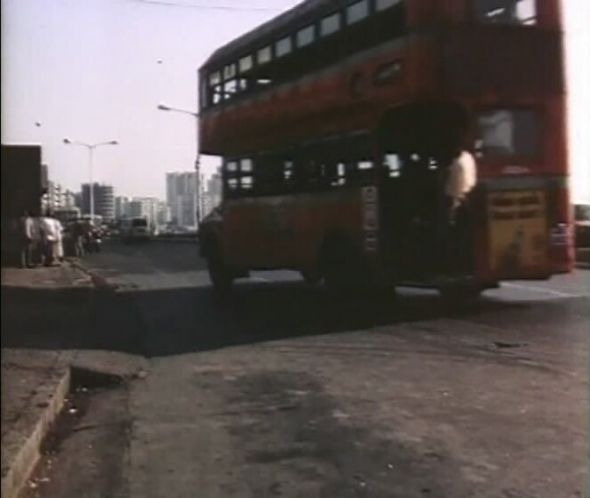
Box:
488, 190, 548, 274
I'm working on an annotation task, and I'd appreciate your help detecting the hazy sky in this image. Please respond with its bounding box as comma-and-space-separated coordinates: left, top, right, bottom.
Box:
1, 0, 589, 202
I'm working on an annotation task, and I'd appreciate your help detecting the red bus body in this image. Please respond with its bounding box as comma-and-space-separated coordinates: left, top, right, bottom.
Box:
199, 0, 572, 290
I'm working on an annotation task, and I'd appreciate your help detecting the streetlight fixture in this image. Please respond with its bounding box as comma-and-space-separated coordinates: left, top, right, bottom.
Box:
63, 138, 118, 222
157, 103, 202, 226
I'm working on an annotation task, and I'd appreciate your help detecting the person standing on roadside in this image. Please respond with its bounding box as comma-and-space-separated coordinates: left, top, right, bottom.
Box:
72, 220, 85, 258
18, 211, 34, 268
40, 212, 56, 266
51, 216, 64, 263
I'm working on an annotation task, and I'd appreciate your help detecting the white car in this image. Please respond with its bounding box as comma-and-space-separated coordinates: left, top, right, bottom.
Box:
121, 218, 151, 242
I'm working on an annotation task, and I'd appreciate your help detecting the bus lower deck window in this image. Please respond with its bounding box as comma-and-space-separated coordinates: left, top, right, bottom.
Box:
476, 0, 537, 25
477, 109, 539, 158
384, 154, 401, 177
240, 176, 253, 190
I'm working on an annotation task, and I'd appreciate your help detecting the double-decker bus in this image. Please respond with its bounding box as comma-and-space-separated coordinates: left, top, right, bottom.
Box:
198, 0, 572, 296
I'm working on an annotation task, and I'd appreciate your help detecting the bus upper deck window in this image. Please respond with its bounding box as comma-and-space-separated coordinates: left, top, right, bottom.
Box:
275, 36, 292, 58
476, 0, 537, 25
320, 12, 341, 37
239, 55, 253, 73
376, 0, 402, 12
257, 46, 272, 65
347, 0, 369, 25
209, 71, 221, 87
477, 109, 539, 158
296, 25, 315, 48
223, 63, 236, 80
240, 158, 253, 173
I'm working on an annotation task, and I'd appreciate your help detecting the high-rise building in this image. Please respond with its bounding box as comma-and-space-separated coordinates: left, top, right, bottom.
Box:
156, 201, 171, 227
166, 172, 198, 227
42, 182, 77, 212
62, 189, 77, 209
44, 181, 63, 211
114, 196, 130, 219
81, 183, 115, 221
203, 170, 222, 217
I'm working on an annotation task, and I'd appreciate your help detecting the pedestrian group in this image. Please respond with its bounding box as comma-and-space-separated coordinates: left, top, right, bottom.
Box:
18, 211, 66, 269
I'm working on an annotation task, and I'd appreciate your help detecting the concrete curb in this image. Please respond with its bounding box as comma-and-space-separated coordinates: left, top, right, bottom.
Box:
1, 369, 71, 498
69, 260, 118, 290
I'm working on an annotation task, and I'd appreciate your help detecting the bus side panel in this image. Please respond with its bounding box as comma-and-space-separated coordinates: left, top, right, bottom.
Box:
200, 39, 438, 157
290, 189, 364, 270
222, 190, 363, 270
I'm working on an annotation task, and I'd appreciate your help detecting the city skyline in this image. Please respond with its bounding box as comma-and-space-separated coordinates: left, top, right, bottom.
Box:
1, 0, 589, 201
43, 165, 219, 228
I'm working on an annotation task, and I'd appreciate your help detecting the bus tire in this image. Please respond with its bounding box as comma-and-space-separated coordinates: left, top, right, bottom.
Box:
207, 247, 233, 295
321, 240, 364, 294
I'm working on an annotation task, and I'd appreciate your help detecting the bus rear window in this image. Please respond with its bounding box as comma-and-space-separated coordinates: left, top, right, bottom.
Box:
475, 0, 537, 25
476, 109, 539, 159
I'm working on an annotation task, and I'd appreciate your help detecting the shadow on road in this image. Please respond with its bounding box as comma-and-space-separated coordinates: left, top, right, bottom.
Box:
1, 275, 541, 358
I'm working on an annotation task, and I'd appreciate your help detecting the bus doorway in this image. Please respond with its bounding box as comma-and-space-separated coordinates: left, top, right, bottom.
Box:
377, 102, 470, 282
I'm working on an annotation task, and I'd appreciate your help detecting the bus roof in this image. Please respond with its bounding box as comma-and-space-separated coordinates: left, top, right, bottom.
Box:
202, 0, 345, 69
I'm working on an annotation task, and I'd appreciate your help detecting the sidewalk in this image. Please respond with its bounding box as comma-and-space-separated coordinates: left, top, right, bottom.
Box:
1, 262, 146, 498
1, 263, 94, 498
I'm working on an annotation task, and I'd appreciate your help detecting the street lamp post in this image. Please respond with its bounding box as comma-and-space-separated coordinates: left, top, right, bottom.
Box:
157, 104, 202, 226
63, 138, 118, 221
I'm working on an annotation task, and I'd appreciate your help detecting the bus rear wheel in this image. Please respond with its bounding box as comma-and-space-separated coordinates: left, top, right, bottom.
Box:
321, 242, 367, 294
207, 249, 234, 295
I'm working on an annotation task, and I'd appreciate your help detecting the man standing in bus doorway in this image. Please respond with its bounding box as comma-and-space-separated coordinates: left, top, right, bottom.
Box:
444, 147, 478, 274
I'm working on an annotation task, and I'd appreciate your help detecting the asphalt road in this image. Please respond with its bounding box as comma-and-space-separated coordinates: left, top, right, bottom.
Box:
35, 240, 590, 498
